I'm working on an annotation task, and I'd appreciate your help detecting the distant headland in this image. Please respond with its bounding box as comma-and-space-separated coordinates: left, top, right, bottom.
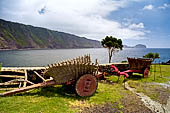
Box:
123, 44, 146, 48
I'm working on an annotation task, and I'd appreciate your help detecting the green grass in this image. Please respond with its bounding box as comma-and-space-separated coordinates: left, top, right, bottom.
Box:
0, 64, 170, 113
0, 83, 128, 113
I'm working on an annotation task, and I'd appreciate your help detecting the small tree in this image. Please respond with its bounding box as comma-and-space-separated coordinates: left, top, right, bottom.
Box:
101, 36, 123, 63
143, 52, 160, 62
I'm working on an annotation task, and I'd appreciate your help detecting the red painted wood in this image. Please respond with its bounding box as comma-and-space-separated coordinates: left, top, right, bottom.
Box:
143, 68, 149, 78
75, 74, 98, 97
124, 70, 142, 73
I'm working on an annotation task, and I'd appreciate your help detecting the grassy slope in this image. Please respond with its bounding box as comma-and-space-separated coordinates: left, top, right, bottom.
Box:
0, 19, 101, 49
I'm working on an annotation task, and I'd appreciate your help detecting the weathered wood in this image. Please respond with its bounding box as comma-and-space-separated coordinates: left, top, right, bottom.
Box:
23, 69, 27, 87
0, 88, 18, 91
0, 82, 19, 85
0, 70, 25, 73
24, 80, 35, 85
0, 75, 25, 78
1, 79, 34, 85
19, 82, 22, 88
0, 80, 57, 96
34, 71, 46, 82
1, 67, 46, 71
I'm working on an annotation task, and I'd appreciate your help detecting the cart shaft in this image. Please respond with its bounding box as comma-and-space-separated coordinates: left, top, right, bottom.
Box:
0, 80, 56, 96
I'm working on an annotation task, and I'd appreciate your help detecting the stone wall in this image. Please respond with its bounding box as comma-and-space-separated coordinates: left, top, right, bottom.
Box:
99, 63, 129, 72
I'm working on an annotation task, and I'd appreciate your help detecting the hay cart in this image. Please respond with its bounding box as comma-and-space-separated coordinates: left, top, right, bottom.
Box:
124, 58, 152, 77
104, 58, 152, 79
0, 55, 98, 97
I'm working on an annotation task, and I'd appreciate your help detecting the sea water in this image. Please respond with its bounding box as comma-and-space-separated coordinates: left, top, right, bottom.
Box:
0, 48, 170, 67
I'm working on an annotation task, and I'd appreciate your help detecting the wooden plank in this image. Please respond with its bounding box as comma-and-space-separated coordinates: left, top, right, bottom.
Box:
99, 63, 128, 66
0, 88, 18, 91
23, 69, 27, 87
1, 79, 34, 85
0, 82, 19, 85
0, 80, 56, 96
0, 70, 25, 73
0, 75, 25, 78
34, 71, 46, 82
24, 80, 34, 85
1, 67, 46, 71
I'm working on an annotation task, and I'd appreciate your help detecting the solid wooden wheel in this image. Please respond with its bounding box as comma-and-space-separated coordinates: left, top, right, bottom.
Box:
75, 74, 98, 97
143, 68, 149, 78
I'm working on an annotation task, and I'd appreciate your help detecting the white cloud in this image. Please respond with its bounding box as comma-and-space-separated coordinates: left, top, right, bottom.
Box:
0, 0, 146, 40
143, 5, 154, 10
158, 3, 170, 9
129, 23, 144, 29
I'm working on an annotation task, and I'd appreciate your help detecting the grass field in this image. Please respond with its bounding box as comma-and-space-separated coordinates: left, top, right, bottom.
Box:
0, 65, 170, 113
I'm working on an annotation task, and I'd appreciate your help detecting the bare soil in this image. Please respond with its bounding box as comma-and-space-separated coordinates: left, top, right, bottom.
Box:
78, 93, 153, 113
121, 92, 153, 113
77, 81, 153, 113
79, 102, 122, 113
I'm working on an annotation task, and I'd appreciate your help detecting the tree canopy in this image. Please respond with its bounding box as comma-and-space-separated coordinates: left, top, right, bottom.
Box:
143, 52, 160, 62
101, 36, 123, 63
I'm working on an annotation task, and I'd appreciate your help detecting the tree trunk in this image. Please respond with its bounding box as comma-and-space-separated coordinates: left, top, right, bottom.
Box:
108, 48, 112, 63
109, 56, 111, 63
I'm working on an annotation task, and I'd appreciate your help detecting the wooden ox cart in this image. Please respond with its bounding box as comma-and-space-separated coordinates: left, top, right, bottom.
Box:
124, 58, 152, 77
0, 55, 98, 97
102, 58, 152, 79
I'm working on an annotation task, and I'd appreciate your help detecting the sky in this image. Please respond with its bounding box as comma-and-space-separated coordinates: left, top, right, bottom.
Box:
0, 0, 170, 48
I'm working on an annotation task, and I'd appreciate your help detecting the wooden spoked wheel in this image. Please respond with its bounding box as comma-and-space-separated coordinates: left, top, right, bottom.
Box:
143, 67, 149, 78
75, 74, 98, 97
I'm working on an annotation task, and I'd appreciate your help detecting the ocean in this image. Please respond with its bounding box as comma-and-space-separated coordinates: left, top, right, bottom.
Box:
0, 48, 170, 67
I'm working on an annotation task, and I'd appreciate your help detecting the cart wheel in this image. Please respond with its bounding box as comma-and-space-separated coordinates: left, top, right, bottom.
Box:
143, 68, 149, 78
75, 74, 98, 97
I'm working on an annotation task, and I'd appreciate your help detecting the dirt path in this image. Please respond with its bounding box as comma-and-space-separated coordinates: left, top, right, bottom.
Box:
125, 82, 170, 113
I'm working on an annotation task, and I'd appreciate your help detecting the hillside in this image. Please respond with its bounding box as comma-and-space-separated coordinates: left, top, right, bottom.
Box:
0, 19, 101, 49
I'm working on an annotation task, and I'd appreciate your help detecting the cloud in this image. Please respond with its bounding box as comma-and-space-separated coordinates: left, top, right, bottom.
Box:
158, 3, 170, 9
0, 0, 146, 40
129, 23, 144, 29
143, 5, 154, 10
